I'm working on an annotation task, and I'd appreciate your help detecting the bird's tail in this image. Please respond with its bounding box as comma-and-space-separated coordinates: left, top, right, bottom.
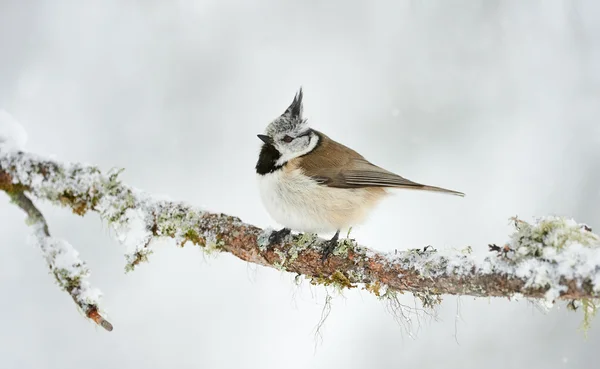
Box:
418, 184, 465, 197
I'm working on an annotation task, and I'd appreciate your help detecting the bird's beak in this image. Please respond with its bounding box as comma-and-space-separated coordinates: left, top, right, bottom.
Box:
257, 134, 273, 144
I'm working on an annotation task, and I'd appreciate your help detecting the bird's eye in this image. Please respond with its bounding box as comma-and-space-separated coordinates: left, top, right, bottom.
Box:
283, 135, 293, 143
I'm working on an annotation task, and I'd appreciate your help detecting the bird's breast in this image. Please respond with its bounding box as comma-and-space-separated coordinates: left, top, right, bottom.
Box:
256, 167, 386, 234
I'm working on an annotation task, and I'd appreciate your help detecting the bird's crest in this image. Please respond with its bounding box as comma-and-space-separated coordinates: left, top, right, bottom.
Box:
265, 88, 307, 137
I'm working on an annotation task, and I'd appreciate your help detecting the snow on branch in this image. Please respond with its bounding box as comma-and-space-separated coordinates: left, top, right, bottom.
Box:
1, 149, 600, 331
7, 190, 113, 331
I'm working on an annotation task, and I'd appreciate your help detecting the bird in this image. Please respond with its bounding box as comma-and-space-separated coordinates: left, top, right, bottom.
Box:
255, 88, 464, 260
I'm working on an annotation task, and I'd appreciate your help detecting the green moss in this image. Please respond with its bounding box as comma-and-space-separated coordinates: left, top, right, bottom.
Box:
58, 190, 89, 215
1, 182, 29, 195
310, 271, 355, 292
364, 281, 382, 297
330, 271, 353, 288
124, 250, 153, 273
181, 229, 202, 246
54, 268, 83, 293
179, 228, 226, 256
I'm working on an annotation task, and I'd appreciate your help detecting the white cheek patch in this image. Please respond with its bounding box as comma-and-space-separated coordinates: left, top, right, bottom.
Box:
275, 135, 319, 166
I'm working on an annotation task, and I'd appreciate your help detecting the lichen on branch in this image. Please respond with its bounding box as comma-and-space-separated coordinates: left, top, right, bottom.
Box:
2, 149, 600, 332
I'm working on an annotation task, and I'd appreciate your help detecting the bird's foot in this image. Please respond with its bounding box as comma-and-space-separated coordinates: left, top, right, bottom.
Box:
321, 230, 340, 262
268, 228, 291, 246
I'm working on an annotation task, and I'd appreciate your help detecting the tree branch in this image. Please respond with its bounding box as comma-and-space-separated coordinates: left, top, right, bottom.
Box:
2, 149, 600, 331
6, 190, 113, 331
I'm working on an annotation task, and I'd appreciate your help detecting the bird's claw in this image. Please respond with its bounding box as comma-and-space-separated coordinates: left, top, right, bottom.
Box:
268, 228, 291, 246
321, 240, 336, 262
321, 230, 340, 262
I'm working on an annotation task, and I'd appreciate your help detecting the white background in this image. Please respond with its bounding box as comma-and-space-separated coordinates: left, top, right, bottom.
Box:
1, 1, 600, 368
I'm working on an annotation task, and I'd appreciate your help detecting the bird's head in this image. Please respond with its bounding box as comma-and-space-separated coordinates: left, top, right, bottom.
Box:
257, 88, 319, 165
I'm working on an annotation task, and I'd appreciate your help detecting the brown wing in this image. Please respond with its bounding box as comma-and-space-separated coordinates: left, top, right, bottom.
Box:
295, 131, 464, 196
